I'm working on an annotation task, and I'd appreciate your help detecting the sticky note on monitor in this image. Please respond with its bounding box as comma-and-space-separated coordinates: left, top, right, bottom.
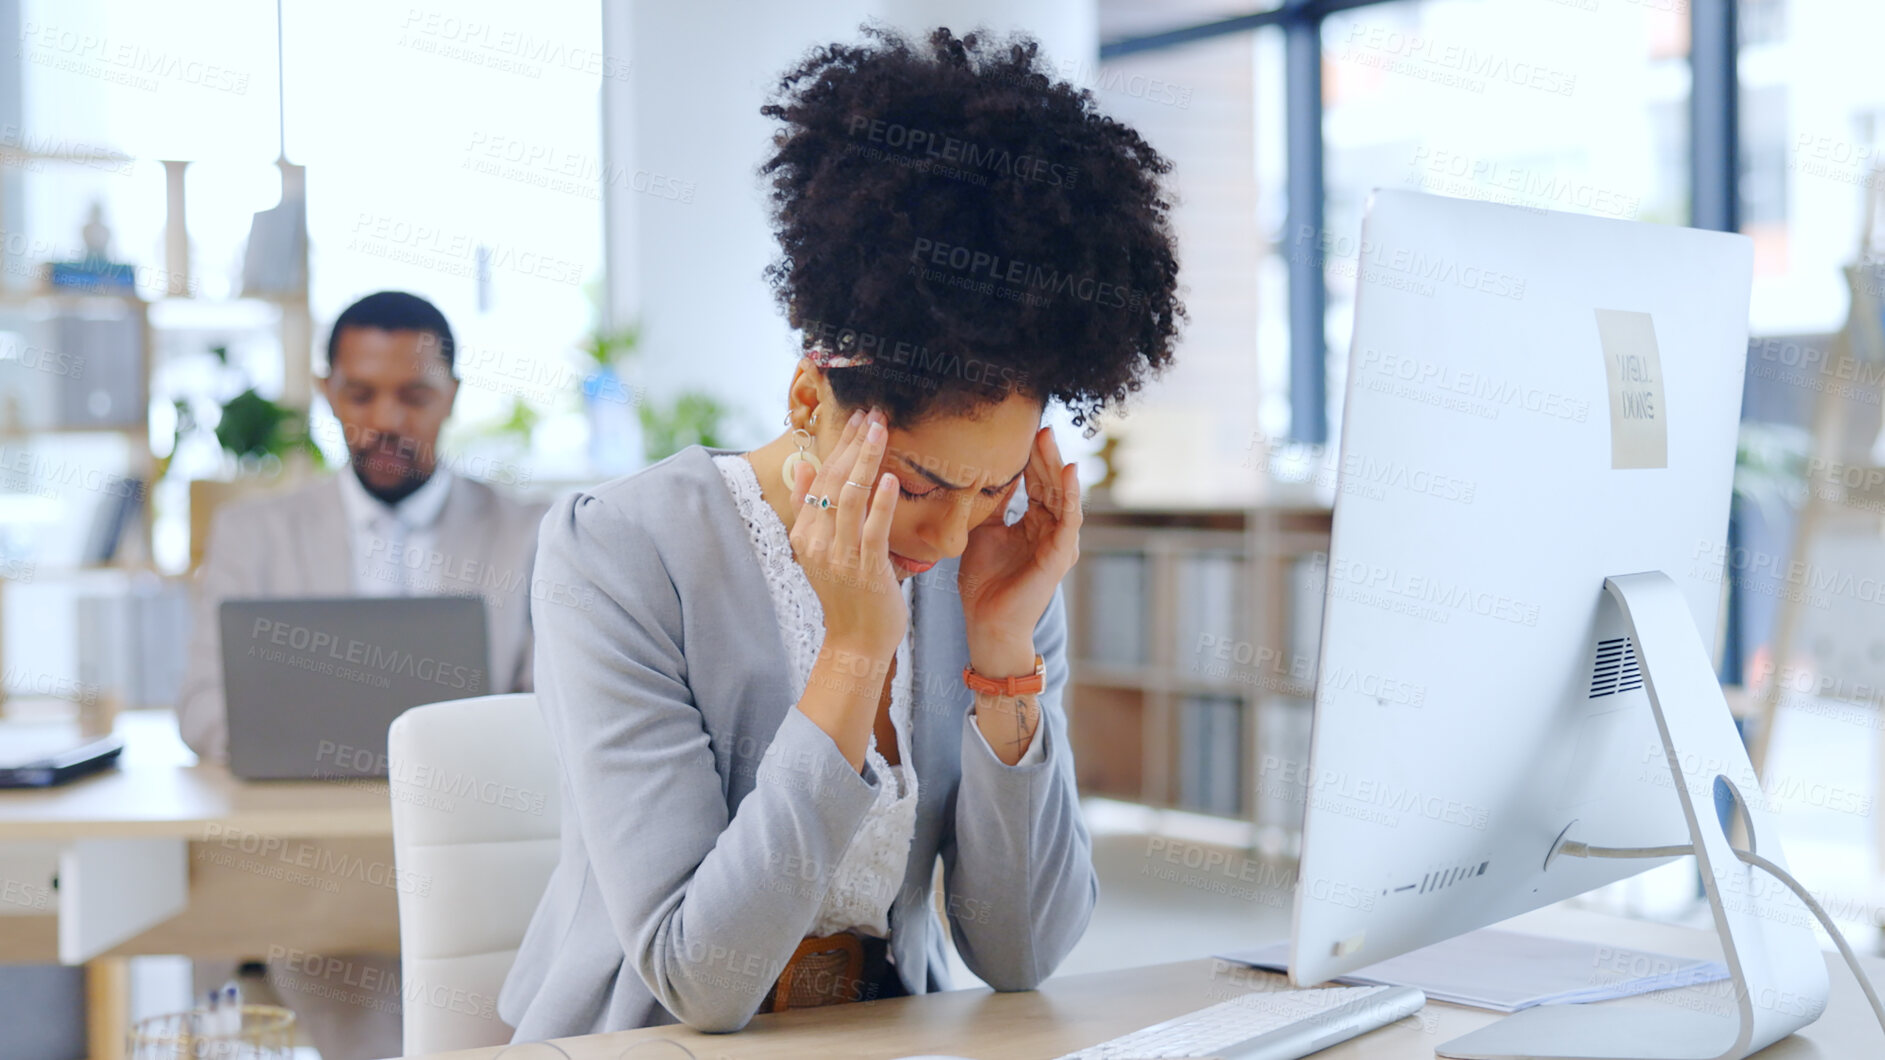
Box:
1594, 308, 1669, 470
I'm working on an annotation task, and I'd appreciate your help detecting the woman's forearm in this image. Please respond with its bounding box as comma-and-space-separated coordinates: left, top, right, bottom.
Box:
971, 689, 1042, 767
797, 636, 895, 771
967, 635, 1042, 767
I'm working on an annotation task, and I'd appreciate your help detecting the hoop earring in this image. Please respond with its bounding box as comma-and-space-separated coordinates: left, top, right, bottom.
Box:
780, 427, 821, 490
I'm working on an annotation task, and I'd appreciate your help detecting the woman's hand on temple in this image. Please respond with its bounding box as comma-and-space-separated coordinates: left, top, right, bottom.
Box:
789, 406, 909, 662
958, 424, 1082, 664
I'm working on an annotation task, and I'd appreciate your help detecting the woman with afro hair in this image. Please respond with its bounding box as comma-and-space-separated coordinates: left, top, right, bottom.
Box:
499, 23, 1184, 1039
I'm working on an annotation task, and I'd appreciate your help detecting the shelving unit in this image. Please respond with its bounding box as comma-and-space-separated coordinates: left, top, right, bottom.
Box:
0, 152, 311, 730
0, 186, 163, 732
1065, 496, 1334, 853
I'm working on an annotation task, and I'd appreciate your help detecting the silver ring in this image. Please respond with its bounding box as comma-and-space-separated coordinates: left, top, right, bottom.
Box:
802, 493, 833, 509
842, 479, 871, 489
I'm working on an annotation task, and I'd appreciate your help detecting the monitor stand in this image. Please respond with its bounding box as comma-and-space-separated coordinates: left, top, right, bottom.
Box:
1437, 571, 1831, 1060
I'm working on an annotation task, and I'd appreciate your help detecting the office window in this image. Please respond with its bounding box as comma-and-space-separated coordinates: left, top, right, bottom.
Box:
7, 0, 284, 298
1089, 20, 1287, 505
1739, 84, 1789, 243
1095, 0, 1286, 41
5, 0, 605, 573
1741, 0, 1788, 48
1318, 0, 1689, 441
1742, 2, 1885, 334
285, 0, 603, 477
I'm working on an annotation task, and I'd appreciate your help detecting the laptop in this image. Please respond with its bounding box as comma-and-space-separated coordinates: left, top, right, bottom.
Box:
219, 597, 490, 780
0, 725, 125, 788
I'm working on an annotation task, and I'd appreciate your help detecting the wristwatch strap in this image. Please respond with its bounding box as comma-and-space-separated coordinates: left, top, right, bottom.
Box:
962, 653, 1046, 696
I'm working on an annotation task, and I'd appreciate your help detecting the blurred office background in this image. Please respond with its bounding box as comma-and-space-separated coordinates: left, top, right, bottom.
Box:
3, 0, 1885, 1056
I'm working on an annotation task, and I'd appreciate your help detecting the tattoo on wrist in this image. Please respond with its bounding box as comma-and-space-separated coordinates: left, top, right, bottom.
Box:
977, 690, 1039, 750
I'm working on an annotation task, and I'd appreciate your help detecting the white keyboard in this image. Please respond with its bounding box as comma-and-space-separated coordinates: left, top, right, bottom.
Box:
1053, 983, 1426, 1060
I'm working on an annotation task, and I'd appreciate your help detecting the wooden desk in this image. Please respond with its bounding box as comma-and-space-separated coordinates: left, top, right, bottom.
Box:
0, 743, 391, 841
0, 710, 398, 962
402, 908, 1885, 1059
0, 710, 400, 1058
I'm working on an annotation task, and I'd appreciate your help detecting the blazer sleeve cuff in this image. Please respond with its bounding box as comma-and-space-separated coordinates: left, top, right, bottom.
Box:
959, 703, 1057, 790
756, 707, 883, 817
966, 701, 1047, 767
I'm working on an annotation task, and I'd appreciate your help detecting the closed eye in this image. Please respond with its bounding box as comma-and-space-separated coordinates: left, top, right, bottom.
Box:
898, 483, 1008, 501
892, 451, 1027, 499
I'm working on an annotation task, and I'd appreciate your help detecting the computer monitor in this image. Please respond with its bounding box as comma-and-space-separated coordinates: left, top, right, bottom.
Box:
1290, 189, 1830, 1059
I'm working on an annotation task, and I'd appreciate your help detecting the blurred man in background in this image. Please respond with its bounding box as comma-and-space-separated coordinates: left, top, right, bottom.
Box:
177, 290, 550, 1058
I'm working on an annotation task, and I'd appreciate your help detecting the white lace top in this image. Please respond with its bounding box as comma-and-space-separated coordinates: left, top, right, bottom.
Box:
711, 453, 918, 939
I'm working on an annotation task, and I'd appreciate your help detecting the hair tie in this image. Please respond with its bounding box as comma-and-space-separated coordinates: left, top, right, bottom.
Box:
805, 340, 873, 369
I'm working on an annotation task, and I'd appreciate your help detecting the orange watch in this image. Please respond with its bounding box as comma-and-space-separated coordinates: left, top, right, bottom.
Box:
962, 654, 1046, 696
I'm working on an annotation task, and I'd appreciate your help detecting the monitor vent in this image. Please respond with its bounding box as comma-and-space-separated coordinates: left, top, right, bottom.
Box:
1588, 636, 1643, 698
1403, 860, 1489, 895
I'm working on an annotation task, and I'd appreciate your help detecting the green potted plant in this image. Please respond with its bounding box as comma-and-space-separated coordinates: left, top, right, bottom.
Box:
214, 387, 325, 476
1732, 420, 1811, 522
639, 391, 728, 462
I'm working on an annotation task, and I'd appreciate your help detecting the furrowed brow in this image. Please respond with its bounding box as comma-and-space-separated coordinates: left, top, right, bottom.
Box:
902, 455, 1027, 492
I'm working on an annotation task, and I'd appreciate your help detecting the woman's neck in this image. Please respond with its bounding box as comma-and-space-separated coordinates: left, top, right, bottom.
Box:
742, 433, 801, 535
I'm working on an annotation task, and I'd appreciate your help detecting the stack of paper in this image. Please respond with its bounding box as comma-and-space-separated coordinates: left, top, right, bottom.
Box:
1215, 929, 1729, 1013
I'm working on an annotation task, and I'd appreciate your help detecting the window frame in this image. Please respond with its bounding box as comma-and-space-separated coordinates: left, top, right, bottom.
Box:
1101, 0, 1744, 680
1100, 0, 1739, 444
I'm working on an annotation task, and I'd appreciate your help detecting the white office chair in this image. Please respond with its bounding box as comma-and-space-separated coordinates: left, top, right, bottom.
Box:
387, 693, 562, 1055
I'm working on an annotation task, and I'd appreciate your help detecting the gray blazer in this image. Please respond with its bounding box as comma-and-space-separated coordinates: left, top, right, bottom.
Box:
176, 474, 550, 762
498, 444, 1098, 1038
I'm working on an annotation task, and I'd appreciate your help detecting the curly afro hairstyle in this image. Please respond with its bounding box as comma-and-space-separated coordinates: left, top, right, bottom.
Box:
759, 24, 1184, 437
